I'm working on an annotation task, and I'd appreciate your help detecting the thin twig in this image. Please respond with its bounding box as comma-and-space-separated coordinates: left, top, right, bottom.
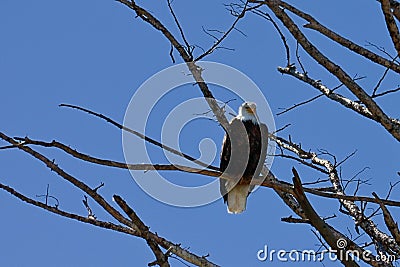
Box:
272, 123, 291, 134
372, 87, 400, 99
296, 42, 307, 74
372, 65, 392, 96
336, 150, 357, 168
277, 93, 323, 116
35, 184, 59, 208
251, 8, 290, 66
195, 1, 249, 61
365, 41, 399, 62
82, 195, 97, 220
167, 0, 192, 59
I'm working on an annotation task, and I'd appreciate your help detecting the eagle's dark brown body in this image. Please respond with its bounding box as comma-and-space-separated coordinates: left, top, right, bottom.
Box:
219, 117, 268, 213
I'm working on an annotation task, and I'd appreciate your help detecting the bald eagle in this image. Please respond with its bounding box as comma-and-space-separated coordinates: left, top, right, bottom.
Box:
219, 102, 268, 214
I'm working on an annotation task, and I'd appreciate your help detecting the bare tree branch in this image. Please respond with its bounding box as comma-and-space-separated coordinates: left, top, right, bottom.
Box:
0, 181, 136, 234
116, 0, 230, 131
270, 133, 400, 255
277, 66, 400, 127
253, 0, 400, 141
113, 195, 170, 267
372, 192, 400, 245
388, 0, 400, 21
292, 168, 374, 267
0, 132, 220, 267
380, 0, 400, 56
273, 0, 400, 73
9, 133, 400, 208
2, 2, 399, 266
13, 136, 219, 177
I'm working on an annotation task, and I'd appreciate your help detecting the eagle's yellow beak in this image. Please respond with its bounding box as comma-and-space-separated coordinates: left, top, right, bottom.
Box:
245, 106, 255, 114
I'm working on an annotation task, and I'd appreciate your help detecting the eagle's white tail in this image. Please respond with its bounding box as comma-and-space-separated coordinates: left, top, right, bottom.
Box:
227, 184, 250, 214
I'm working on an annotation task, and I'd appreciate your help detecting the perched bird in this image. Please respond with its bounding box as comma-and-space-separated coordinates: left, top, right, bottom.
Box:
219, 102, 268, 214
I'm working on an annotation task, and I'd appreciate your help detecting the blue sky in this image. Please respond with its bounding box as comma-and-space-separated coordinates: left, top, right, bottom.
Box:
0, 0, 399, 266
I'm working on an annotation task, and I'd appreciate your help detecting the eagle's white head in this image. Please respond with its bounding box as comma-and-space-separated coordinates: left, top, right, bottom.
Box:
237, 102, 258, 123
